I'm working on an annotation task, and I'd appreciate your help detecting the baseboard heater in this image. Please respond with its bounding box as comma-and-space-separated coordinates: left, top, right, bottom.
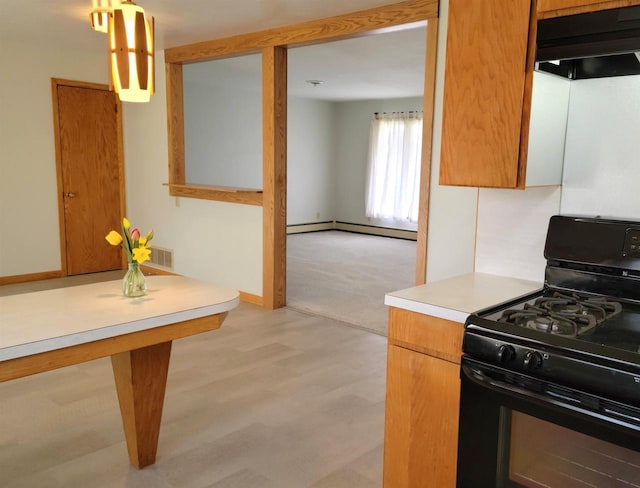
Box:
286, 221, 417, 241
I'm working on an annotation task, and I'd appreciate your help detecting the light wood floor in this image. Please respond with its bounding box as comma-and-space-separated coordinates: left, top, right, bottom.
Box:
0, 279, 387, 487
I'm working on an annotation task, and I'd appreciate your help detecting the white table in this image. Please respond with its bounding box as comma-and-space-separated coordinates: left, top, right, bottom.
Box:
0, 275, 239, 468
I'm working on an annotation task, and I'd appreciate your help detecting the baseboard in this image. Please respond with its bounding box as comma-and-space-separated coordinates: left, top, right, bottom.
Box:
335, 222, 417, 241
239, 291, 263, 306
286, 222, 335, 234
287, 221, 417, 240
0, 270, 64, 286
140, 264, 178, 276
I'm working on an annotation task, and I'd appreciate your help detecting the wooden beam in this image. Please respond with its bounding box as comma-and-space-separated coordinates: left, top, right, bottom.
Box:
262, 46, 287, 309
415, 19, 439, 285
166, 62, 185, 185
165, 0, 439, 64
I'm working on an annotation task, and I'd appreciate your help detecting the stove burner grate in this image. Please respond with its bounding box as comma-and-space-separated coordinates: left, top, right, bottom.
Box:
498, 292, 622, 338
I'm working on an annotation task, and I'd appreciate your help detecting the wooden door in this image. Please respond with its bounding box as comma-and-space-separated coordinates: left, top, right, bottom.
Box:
55, 82, 124, 275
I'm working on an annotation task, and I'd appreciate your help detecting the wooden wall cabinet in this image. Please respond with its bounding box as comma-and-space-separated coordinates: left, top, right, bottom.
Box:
383, 307, 464, 487
440, 0, 534, 188
439, 0, 640, 189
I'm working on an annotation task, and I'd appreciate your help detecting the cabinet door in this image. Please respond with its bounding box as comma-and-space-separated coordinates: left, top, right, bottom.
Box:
440, 0, 532, 188
383, 345, 460, 488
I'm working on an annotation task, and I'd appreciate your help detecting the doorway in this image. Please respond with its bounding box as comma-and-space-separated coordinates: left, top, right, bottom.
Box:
52, 79, 125, 275
284, 25, 429, 333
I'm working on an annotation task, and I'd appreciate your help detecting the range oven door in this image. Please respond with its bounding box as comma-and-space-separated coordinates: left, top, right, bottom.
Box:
457, 358, 640, 488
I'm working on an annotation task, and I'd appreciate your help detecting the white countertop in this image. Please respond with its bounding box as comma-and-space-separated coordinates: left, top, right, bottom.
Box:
385, 272, 542, 323
0, 275, 239, 361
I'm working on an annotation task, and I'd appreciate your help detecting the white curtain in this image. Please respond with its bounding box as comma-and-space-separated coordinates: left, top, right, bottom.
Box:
365, 111, 423, 223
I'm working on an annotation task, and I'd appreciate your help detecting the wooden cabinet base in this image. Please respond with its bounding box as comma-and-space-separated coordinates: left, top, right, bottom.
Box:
383, 307, 464, 487
383, 344, 461, 487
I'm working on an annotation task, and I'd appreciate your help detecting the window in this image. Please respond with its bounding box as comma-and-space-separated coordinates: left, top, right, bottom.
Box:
365, 111, 423, 223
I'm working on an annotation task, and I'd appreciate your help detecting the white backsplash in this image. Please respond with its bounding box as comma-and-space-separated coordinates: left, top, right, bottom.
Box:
475, 186, 562, 283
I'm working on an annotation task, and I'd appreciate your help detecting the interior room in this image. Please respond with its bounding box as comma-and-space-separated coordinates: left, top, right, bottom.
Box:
284, 27, 426, 334
1, 0, 639, 487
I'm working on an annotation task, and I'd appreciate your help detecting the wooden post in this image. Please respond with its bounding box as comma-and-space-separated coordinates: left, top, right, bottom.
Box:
262, 46, 287, 309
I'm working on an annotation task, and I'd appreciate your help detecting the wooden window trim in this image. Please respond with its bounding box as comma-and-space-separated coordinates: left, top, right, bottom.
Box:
164, 0, 440, 307
165, 183, 263, 206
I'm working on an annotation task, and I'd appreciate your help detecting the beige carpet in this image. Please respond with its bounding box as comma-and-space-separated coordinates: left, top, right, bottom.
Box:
286, 231, 417, 336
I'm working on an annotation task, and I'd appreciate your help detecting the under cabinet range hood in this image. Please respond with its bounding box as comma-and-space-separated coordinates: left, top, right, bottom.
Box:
536, 5, 640, 79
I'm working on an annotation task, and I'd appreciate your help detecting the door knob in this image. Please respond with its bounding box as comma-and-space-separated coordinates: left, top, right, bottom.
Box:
66, 192, 76, 198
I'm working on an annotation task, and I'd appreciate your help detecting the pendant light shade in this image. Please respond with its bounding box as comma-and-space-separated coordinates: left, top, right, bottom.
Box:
109, 1, 154, 103
89, 9, 110, 33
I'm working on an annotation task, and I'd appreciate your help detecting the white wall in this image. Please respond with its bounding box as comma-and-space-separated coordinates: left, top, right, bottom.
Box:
560, 75, 640, 220
0, 41, 264, 295
0, 39, 109, 276
183, 55, 262, 189
287, 97, 336, 225
122, 54, 263, 295
0, 0, 497, 296
333, 97, 424, 231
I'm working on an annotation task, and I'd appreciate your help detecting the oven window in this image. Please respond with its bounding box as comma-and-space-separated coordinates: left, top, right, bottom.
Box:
507, 411, 640, 487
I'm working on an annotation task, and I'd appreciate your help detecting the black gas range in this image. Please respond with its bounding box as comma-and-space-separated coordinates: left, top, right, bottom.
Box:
456, 215, 640, 488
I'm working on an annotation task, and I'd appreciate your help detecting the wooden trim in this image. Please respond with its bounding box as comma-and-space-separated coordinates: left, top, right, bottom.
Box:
239, 291, 264, 306
537, 0, 640, 17
163, 0, 440, 310
262, 46, 288, 309
51, 79, 67, 276
51, 78, 125, 277
516, 0, 540, 188
166, 63, 185, 185
165, 0, 439, 64
167, 183, 263, 206
415, 19, 438, 285
0, 313, 227, 383
0, 270, 64, 286
139, 265, 177, 276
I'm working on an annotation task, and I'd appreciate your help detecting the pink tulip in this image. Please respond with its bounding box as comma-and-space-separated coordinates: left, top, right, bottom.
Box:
130, 228, 140, 241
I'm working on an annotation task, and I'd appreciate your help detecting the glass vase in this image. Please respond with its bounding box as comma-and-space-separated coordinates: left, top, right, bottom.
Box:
122, 262, 146, 297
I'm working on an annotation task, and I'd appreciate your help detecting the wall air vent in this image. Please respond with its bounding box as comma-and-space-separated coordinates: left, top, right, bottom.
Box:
148, 246, 174, 270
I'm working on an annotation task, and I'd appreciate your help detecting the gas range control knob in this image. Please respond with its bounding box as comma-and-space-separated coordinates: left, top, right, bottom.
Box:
497, 344, 516, 363
524, 351, 543, 370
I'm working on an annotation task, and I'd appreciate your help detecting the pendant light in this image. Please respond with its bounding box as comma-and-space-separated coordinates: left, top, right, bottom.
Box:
89, 9, 110, 33
109, 1, 154, 103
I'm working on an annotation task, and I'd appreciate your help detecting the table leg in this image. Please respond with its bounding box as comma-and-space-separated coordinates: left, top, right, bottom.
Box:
111, 341, 172, 468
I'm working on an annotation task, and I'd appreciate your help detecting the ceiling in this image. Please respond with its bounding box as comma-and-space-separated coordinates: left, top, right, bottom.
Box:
0, 0, 428, 101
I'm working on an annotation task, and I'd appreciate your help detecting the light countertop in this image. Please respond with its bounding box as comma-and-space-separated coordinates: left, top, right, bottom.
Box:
0, 275, 239, 361
385, 272, 542, 323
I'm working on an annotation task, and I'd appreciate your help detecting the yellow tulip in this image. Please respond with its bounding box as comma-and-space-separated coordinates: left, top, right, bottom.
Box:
132, 245, 152, 264
123, 217, 131, 230
105, 230, 123, 246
